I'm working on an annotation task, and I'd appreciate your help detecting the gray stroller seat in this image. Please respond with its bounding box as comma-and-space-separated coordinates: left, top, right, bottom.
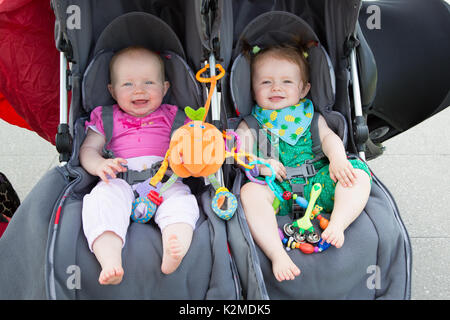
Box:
0, 10, 239, 300
224, 8, 411, 300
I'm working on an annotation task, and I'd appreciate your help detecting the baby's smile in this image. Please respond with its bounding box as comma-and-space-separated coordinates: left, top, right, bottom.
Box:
132, 99, 149, 105
269, 96, 285, 102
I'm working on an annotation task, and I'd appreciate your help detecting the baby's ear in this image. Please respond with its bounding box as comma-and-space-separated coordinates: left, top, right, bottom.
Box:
300, 82, 311, 98
163, 81, 170, 96
107, 84, 116, 100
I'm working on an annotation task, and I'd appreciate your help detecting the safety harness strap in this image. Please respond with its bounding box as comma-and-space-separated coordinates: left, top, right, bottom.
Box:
241, 112, 322, 217
117, 161, 171, 186
99, 104, 186, 184
242, 115, 277, 159
170, 107, 187, 137
101, 104, 115, 159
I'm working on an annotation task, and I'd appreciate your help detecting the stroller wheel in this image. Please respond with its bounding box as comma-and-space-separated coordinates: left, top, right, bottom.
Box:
283, 223, 295, 236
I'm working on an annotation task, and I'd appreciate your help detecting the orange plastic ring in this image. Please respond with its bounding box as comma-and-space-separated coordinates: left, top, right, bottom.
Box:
195, 64, 225, 83
232, 150, 256, 170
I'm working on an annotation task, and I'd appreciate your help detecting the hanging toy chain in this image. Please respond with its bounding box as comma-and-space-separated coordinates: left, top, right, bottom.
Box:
149, 62, 225, 190
131, 63, 226, 223
195, 63, 225, 122
196, 63, 241, 220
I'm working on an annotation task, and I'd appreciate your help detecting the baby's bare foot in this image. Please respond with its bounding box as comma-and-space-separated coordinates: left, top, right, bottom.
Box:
321, 222, 345, 248
161, 234, 184, 275
99, 266, 124, 285
272, 251, 301, 282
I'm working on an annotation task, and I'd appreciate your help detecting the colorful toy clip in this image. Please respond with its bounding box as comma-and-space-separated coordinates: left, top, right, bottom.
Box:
211, 187, 238, 220
131, 180, 163, 224
279, 227, 331, 254
131, 195, 158, 223
278, 229, 316, 254
291, 183, 322, 233
283, 236, 316, 254
316, 239, 331, 252
276, 184, 334, 254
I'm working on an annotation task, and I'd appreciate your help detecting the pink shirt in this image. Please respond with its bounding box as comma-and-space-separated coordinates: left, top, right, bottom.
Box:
85, 104, 181, 159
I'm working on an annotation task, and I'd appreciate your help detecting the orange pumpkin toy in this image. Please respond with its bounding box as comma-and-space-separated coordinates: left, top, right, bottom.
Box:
168, 107, 225, 178
143, 63, 239, 221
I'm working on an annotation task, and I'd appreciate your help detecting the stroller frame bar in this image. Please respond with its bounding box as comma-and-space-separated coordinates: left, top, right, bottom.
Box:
56, 52, 72, 164
350, 48, 367, 161
59, 52, 68, 125
208, 52, 225, 187
209, 53, 221, 122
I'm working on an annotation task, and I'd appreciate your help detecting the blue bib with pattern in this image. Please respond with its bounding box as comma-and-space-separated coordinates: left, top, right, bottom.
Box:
252, 98, 314, 145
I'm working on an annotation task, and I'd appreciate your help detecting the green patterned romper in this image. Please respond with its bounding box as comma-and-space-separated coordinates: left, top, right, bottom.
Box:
255, 125, 371, 216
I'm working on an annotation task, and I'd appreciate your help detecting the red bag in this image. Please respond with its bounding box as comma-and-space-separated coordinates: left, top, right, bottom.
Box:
0, 0, 59, 144
0, 216, 10, 238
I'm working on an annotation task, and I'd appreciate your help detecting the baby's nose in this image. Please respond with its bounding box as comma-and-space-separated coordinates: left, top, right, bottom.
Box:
134, 84, 146, 93
271, 83, 282, 91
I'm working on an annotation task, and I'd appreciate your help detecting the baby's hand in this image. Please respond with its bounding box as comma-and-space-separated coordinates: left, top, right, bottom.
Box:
328, 157, 357, 188
259, 158, 287, 182
95, 158, 128, 183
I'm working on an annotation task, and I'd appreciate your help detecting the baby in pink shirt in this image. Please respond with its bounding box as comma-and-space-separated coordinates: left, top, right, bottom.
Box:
80, 46, 199, 285
86, 103, 178, 159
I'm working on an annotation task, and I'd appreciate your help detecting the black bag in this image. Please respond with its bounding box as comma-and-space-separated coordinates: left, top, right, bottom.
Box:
0, 172, 20, 221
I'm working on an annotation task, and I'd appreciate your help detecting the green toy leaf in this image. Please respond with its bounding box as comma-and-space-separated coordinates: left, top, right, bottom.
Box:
185, 106, 205, 121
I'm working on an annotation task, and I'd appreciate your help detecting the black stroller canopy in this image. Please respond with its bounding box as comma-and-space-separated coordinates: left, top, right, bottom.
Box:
82, 12, 202, 114
230, 11, 336, 121
233, 11, 319, 58
93, 12, 185, 58
52, 0, 208, 72
230, 0, 361, 67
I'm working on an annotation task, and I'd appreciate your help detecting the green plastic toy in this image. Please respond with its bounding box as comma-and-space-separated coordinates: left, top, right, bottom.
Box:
292, 183, 322, 233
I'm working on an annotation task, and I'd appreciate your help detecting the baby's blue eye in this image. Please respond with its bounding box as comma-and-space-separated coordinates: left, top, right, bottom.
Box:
189, 124, 195, 127
123, 82, 132, 86
200, 125, 205, 129
145, 81, 154, 85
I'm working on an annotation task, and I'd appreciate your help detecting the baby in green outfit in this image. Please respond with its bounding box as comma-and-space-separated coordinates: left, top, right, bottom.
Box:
236, 44, 372, 282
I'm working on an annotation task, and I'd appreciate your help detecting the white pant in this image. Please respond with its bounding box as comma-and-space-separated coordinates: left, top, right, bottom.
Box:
82, 157, 199, 252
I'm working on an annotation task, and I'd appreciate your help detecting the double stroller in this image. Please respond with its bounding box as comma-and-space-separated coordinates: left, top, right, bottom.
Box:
0, 0, 411, 299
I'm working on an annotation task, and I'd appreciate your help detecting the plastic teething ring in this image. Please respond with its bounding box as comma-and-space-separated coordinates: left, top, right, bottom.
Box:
195, 64, 225, 83
211, 190, 237, 220
246, 160, 276, 184
224, 131, 241, 153
232, 150, 257, 170
195, 63, 225, 122
246, 160, 285, 202
131, 197, 157, 223
245, 164, 266, 185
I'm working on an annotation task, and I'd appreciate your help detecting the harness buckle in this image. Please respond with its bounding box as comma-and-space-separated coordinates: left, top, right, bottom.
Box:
286, 162, 316, 180
286, 163, 317, 219
117, 161, 170, 186
291, 202, 304, 220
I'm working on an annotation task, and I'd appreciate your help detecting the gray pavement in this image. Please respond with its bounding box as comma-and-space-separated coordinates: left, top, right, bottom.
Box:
0, 107, 449, 299
369, 106, 450, 300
